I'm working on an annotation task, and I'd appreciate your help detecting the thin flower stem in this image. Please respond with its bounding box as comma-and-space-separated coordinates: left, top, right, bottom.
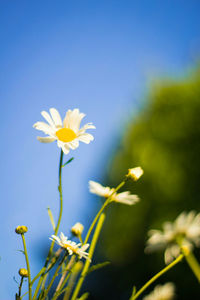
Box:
52, 255, 76, 300
182, 248, 200, 282
42, 254, 66, 299
33, 150, 64, 300
21, 234, 32, 300
130, 254, 184, 300
84, 179, 127, 244
18, 276, 24, 298
71, 213, 106, 300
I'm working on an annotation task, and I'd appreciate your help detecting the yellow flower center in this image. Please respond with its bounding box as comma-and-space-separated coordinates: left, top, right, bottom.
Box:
56, 128, 77, 143
63, 243, 78, 254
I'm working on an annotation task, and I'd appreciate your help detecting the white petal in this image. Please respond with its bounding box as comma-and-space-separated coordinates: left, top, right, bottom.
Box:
62, 144, 70, 154
33, 121, 55, 135
37, 136, 56, 143
41, 111, 55, 128
78, 123, 96, 135
89, 181, 110, 197
63, 109, 86, 133
50, 108, 62, 127
78, 133, 94, 144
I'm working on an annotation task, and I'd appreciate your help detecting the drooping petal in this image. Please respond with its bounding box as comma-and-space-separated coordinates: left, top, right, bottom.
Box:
114, 192, 139, 205
33, 121, 55, 135
89, 181, 111, 197
37, 136, 56, 143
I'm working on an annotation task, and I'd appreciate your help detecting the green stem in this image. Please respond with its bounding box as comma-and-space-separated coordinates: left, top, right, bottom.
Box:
71, 213, 106, 300
18, 276, 24, 298
182, 248, 200, 282
84, 179, 127, 244
32, 150, 64, 300
130, 254, 184, 300
21, 234, 32, 300
42, 254, 66, 299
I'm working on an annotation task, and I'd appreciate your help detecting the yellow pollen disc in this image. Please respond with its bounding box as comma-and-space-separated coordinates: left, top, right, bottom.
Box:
64, 243, 78, 253
56, 128, 77, 143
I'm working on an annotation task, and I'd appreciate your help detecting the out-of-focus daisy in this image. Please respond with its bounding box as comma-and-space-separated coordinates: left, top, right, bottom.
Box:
143, 282, 175, 300
146, 211, 200, 264
89, 181, 139, 205
50, 232, 90, 260
33, 108, 95, 154
127, 167, 144, 181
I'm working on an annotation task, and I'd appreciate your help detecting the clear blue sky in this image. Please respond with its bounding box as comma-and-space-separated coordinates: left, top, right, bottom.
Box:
1, 1, 200, 298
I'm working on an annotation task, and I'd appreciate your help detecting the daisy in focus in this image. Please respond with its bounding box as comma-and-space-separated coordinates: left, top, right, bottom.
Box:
50, 232, 90, 261
146, 211, 200, 264
89, 181, 139, 205
33, 108, 95, 154
143, 282, 175, 300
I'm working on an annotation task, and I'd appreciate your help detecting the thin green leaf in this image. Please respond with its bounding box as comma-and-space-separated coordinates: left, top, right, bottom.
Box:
87, 261, 110, 274
17, 249, 25, 255
77, 292, 90, 300
47, 207, 55, 231
62, 157, 74, 167
13, 276, 19, 285
131, 286, 137, 297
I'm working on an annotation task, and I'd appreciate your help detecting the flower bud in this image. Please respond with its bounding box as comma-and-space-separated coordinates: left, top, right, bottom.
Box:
15, 226, 28, 234
71, 222, 84, 237
18, 268, 28, 277
127, 167, 144, 181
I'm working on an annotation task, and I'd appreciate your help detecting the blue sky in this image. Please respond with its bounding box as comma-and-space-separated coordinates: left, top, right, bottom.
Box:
1, 1, 200, 298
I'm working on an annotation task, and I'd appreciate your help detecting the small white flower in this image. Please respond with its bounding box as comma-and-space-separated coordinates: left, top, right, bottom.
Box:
50, 232, 90, 260
143, 282, 175, 300
33, 108, 95, 154
146, 211, 200, 264
71, 222, 84, 237
89, 181, 139, 205
128, 167, 144, 181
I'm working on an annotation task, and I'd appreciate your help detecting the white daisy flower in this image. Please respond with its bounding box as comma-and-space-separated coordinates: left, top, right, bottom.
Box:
89, 180, 139, 205
146, 211, 200, 264
50, 232, 90, 261
143, 282, 175, 300
128, 167, 144, 181
33, 108, 95, 154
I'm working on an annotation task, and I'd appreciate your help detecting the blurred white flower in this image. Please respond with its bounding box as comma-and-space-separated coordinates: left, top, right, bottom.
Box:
143, 282, 175, 300
71, 222, 84, 237
33, 108, 95, 154
50, 232, 90, 260
89, 181, 139, 205
146, 211, 200, 264
128, 167, 144, 181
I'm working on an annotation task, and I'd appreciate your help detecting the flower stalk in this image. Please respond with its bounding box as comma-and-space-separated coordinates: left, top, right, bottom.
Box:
32, 149, 64, 300
71, 213, 106, 300
21, 234, 32, 300
130, 254, 183, 300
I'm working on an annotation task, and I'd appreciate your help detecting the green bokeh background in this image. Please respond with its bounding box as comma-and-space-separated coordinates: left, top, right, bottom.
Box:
87, 67, 200, 299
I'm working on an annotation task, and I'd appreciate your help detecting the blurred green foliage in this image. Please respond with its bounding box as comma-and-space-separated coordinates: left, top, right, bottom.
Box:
88, 68, 200, 299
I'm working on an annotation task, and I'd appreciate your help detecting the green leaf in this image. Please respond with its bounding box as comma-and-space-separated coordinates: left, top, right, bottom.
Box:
131, 286, 137, 297
77, 292, 90, 300
47, 207, 55, 231
87, 261, 110, 274
17, 249, 25, 255
62, 157, 74, 167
